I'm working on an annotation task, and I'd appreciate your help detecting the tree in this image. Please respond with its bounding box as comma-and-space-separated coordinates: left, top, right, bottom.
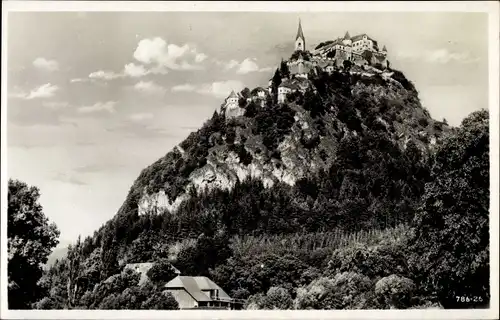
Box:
343, 60, 353, 71
408, 109, 489, 308
66, 235, 83, 307
8, 179, 60, 309
279, 59, 290, 79
146, 259, 178, 285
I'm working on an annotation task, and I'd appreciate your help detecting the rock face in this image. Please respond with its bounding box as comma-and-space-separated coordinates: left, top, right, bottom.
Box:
133, 67, 449, 217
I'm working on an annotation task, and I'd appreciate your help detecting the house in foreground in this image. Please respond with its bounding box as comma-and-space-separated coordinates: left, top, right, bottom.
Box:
164, 275, 245, 310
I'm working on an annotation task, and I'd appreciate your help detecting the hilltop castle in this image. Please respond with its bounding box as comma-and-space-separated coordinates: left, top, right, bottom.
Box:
222, 19, 392, 116
287, 20, 390, 78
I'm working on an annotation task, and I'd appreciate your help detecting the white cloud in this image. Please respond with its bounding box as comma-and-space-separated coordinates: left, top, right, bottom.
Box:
8, 87, 28, 99
195, 53, 208, 63
198, 80, 244, 98
133, 81, 166, 95
25, 83, 59, 99
42, 101, 69, 109
133, 37, 207, 71
129, 113, 154, 121
171, 84, 196, 92
88, 70, 122, 80
398, 48, 479, 64
217, 58, 272, 74
236, 58, 260, 74
33, 57, 59, 72
221, 59, 240, 71
425, 49, 478, 64
70, 78, 86, 83
78, 101, 117, 114
123, 63, 149, 78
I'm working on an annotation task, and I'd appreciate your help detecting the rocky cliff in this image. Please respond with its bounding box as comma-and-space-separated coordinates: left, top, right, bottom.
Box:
126, 65, 449, 218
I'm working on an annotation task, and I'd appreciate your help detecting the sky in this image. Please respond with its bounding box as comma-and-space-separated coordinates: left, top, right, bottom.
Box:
6, 11, 489, 247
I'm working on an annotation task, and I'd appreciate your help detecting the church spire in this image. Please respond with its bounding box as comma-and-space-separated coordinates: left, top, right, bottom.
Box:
296, 18, 305, 41
294, 18, 306, 51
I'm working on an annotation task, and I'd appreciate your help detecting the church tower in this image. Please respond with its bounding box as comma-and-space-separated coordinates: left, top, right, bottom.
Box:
295, 19, 306, 51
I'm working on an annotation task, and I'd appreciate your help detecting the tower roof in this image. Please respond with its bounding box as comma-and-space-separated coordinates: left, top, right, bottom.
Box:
296, 19, 305, 41
344, 31, 351, 40
228, 90, 238, 99
382, 45, 387, 51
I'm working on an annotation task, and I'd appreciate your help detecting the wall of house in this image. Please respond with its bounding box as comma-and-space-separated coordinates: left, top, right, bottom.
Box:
225, 104, 245, 118
166, 289, 198, 309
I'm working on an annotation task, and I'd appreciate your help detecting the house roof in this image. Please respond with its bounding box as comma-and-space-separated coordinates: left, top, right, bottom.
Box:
344, 31, 351, 40
279, 79, 300, 90
165, 276, 232, 302
351, 34, 374, 42
382, 45, 387, 51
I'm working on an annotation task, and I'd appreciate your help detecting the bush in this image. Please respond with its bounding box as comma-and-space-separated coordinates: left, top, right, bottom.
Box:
294, 273, 373, 310
141, 291, 179, 310
375, 274, 415, 309
263, 286, 293, 310
326, 237, 411, 279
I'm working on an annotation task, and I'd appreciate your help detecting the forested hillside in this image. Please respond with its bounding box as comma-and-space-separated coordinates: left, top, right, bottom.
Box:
31, 62, 490, 310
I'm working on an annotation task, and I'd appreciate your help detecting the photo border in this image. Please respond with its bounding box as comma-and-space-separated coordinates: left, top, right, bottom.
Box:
1, 1, 498, 319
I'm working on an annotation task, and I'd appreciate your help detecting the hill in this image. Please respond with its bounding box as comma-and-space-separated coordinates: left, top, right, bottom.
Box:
34, 53, 489, 310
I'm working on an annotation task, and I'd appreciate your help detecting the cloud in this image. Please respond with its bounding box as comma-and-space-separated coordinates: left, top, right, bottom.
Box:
171, 84, 196, 92
70, 78, 86, 83
133, 81, 166, 95
53, 172, 87, 186
78, 101, 117, 114
133, 37, 207, 71
217, 58, 272, 74
425, 49, 479, 64
25, 83, 59, 99
79, 62, 168, 84
398, 48, 479, 64
42, 101, 69, 109
123, 63, 169, 78
129, 113, 154, 122
198, 80, 244, 98
195, 53, 208, 63
33, 58, 59, 72
123, 63, 149, 78
88, 70, 122, 80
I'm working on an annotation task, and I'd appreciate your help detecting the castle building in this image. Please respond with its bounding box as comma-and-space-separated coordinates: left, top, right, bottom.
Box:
295, 19, 306, 51
312, 31, 389, 70
223, 90, 245, 118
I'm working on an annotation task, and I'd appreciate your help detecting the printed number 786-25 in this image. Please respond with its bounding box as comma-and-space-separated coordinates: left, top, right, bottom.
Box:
456, 296, 483, 303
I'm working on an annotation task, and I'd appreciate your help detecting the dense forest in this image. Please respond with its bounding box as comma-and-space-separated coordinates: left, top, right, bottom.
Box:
7, 62, 490, 310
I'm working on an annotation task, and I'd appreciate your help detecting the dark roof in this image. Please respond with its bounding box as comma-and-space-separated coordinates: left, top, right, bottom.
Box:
344, 31, 351, 40
382, 45, 387, 51
279, 79, 300, 90
296, 19, 305, 40
165, 276, 232, 302
351, 34, 374, 42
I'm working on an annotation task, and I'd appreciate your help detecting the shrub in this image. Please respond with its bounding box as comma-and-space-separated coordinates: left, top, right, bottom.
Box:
375, 274, 415, 309
294, 273, 373, 310
264, 286, 293, 310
